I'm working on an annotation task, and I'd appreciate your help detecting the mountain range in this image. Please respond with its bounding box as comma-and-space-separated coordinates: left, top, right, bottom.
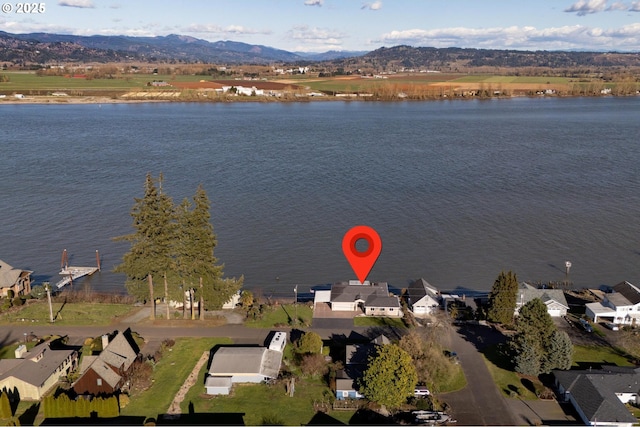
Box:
1, 31, 640, 70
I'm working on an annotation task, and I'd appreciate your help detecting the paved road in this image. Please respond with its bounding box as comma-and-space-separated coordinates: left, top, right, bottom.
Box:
439, 324, 518, 426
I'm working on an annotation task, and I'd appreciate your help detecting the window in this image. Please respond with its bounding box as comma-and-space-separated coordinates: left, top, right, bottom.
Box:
97, 378, 102, 386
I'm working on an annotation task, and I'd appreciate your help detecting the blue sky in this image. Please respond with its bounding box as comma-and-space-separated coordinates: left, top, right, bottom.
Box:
2, 0, 640, 52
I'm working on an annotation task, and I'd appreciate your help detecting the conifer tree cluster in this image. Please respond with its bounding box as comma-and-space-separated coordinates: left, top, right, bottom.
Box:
509, 298, 573, 376
114, 173, 242, 319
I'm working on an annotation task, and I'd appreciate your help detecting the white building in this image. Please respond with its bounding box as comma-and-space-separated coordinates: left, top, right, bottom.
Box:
586, 281, 640, 325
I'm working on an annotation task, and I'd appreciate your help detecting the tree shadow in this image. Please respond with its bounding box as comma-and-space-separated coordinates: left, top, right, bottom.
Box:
18, 402, 40, 426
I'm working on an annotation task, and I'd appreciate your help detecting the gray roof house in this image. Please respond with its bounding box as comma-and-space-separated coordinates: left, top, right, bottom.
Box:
586, 281, 640, 325
554, 366, 640, 427
406, 278, 441, 318
205, 346, 283, 395
330, 281, 401, 317
516, 282, 569, 317
0, 340, 78, 400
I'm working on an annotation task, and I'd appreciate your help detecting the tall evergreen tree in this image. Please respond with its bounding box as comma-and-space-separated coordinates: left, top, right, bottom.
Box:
486, 270, 519, 325
541, 330, 574, 373
174, 184, 242, 314
114, 173, 176, 319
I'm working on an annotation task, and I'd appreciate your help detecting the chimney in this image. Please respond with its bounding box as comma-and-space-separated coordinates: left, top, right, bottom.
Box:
101, 334, 109, 350
14, 344, 27, 358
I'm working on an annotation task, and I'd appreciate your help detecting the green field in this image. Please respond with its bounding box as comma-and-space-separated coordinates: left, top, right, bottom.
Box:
0, 301, 137, 326
244, 304, 313, 328
572, 344, 636, 368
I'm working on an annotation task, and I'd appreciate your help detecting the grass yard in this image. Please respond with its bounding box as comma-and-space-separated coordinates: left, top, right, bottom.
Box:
353, 316, 405, 328
120, 337, 231, 420
572, 344, 636, 368
482, 344, 538, 399
0, 301, 137, 326
244, 304, 313, 328
180, 371, 354, 426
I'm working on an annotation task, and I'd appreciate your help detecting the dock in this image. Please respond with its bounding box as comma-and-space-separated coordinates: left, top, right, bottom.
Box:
55, 266, 99, 290
54, 249, 101, 290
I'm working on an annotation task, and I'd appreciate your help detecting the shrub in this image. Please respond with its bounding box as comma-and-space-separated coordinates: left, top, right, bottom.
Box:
300, 353, 329, 377
12, 297, 24, 307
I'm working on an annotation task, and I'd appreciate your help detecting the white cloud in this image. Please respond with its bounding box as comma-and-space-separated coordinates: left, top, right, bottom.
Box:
183, 24, 271, 37
286, 25, 346, 51
564, 0, 608, 15
58, 0, 95, 8
630, 0, 640, 11
606, 1, 629, 11
362, 1, 382, 10
376, 24, 640, 51
304, 0, 323, 6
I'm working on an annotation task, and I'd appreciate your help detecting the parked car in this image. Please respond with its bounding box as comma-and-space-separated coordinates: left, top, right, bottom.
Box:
579, 318, 593, 333
414, 386, 431, 396
603, 321, 619, 331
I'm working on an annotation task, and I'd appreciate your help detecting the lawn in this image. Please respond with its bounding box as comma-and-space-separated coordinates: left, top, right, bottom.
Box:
0, 301, 137, 326
120, 337, 231, 420
244, 304, 313, 328
180, 370, 354, 426
572, 344, 635, 368
482, 344, 538, 399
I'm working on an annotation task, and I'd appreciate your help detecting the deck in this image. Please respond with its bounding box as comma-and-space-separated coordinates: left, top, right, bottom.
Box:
55, 266, 99, 290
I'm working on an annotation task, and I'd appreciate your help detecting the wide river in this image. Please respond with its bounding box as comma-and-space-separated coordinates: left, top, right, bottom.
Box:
2, 97, 640, 298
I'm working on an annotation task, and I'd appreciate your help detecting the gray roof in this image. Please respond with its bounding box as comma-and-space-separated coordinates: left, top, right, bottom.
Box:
554, 367, 640, 424
0, 259, 31, 288
208, 347, 282, 379
407, 278, 439, 302
612, 281, 640, 305
99, 330, 138, 371
519, 283, 569, 309
0, 341, 76, 387
331, 282, 399, 308
88, 358, 122, 388
205, 376, 232, 388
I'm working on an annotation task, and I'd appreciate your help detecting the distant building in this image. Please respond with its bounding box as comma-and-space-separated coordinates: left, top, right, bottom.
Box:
586, 281, 640, 325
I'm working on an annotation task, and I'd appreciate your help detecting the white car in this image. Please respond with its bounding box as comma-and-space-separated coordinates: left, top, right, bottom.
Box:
414, 386, 431, 396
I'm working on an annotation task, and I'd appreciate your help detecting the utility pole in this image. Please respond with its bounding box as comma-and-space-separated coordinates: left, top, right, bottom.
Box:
45, 282, 54, 323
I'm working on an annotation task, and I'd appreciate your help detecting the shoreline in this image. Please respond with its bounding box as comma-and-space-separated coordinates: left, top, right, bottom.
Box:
1, 92, 638, 105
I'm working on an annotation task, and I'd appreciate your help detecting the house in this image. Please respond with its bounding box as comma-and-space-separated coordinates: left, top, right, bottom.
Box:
0, 259, 32, 297
335, 335, 389, 400
73, 329, 139, 395
406, 278, 441, 317
516, 282, 569, 317
326, 281, 401, 317
554, 366, 640, 427
205, 345, 283, 395
0, 340, 78, 400
586, 281, 640, 325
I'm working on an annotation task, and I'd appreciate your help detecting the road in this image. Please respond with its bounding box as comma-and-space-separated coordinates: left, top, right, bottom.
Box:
439, 324, 518, 426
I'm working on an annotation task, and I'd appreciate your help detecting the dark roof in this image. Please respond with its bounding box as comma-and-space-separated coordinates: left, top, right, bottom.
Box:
407, 278, 439, 301
554, 367, 640, 424
612, 281, 640, 305
0, 259, 32, 288
519, 283, 569, 309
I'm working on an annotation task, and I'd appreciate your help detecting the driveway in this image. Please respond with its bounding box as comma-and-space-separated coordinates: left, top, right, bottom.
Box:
439, 325, 518, 426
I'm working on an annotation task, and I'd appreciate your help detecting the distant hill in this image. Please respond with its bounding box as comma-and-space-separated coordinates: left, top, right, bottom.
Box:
333, 45, 640, 70
1, 31, 639, 70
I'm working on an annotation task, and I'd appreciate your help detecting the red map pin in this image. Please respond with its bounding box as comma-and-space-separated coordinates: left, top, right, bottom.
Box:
342, 225, 382, 283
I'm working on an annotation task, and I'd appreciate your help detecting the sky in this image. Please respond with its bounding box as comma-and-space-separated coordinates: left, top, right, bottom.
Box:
1, 0, 640, 52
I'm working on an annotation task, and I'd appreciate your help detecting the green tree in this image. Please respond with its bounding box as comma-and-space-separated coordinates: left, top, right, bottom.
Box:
486, 271, 519, 325
114, 173, 176, 319
510, 298, 573, 375
297, 331, 322, 354
176, 185, 241, 314
359, 344, 417, 409
541, 330, 573, 373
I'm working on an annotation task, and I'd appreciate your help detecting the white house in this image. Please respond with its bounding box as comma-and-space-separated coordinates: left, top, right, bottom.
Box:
327, 281, 401, 317
406, 278, 440, 317
516, 282, 569, 317
554, 366, 640, 427
586, 281, 640, 325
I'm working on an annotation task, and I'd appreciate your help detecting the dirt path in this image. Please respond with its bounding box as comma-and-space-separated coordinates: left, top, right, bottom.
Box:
166, 350, 210, 415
